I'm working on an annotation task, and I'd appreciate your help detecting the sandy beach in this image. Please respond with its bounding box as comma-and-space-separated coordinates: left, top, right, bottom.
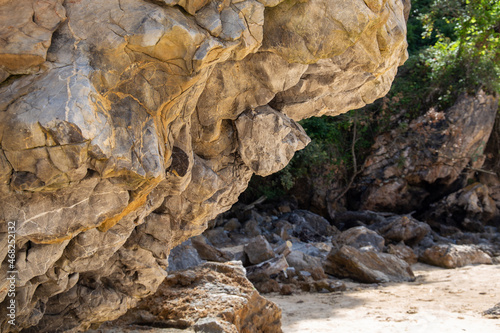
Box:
268, 263, 500, 333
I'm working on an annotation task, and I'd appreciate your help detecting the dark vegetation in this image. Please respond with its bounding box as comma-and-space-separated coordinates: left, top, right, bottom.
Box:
240, 0, 500, 205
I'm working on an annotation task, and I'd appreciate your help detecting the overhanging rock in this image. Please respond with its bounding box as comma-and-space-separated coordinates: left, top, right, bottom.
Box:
0, 0, 409, 330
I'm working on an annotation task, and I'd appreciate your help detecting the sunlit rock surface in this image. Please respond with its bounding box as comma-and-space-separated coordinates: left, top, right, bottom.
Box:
92, 261, 283, 333
0, 0, 409, 330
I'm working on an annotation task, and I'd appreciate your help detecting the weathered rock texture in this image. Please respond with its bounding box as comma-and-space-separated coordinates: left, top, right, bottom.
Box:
0, 0, 409, 330
353, 91, 499, 213
324, 245, 415, 283
420, 244, 492, 269
423, 182, 498, 233
92, 261, 282, 332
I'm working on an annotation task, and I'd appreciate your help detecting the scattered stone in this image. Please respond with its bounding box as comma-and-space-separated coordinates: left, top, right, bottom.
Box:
299, 270, 312, 278
312, 242, 333, 254
244, 235, 276, 265
331, 211, 388, 230
246, 255, 289, 282
191, 236, 233, 263
168, 239, 206, 272
483, 303, 500, 319
220, 245, 248, 263
387, 242, 418, 264
254, 279, 281, 294
285, 210, 339, 242
290, 241, 326, 258
371, 215, 431, 246
420, 244, 493, 268
279, 284, 294, 295
273, 220, 293, 241
224, 218, 242, 232
313, 280, 347, 293
204, 228, 232, 247
278, 204, 292, 213
307, 267, 328, 281
274, 241, 293, 257
285, 250, 323, 273
244, 219, 262, 238
334, 226, 385, 252
193, 317, 235, 333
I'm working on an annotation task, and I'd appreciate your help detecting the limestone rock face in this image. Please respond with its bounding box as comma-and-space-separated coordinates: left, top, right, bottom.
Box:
0, 0, 66, 80
354, 92, 499, 212
0, 0, 409, 330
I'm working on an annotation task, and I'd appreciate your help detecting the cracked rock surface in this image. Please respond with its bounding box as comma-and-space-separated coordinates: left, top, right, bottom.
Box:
91, 261, 283, 333
0, 0, 409, 331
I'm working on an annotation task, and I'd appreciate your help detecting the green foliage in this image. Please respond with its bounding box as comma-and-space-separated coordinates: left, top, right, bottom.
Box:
378, 0, 500, 114
421, 0, 500, 107
240, 175, 286, 201
407, 0, 444, 53
376, 54, 433, 122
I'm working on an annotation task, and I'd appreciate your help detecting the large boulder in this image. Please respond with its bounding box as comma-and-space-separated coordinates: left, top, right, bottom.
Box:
324, 245, 415, 283
420, 244, 493, 268
369, 215, 431, 246
283, 210, 340, 242
0, 0, 410, 330
333, 226, 385, 252
244, 235, 276, 265
93, 262, 282, 333
353, 92, 499, 213
387, 242, 418, 264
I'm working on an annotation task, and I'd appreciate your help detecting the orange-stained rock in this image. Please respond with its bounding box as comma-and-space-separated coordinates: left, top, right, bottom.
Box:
0, 0, 410, 330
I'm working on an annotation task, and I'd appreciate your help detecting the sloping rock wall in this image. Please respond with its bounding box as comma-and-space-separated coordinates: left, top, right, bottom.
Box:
0, 0, 409, 331
352, 91, 499, 213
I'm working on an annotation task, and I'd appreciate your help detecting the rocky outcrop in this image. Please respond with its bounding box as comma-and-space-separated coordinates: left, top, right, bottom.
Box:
324, 224, 416, 283
0, 0, 409, 330
352, 91, 499, 213
423, 182, 498, 233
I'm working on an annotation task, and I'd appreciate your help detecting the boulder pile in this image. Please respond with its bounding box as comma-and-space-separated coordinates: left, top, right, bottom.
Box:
166, 201, 499, 295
